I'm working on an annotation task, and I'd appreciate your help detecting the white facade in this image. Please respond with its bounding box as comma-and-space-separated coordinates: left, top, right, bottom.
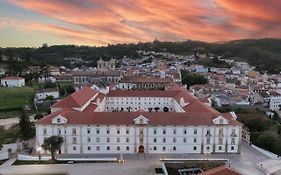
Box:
36, 87, 242, 155
36, 122, 241, 154
35, 90, 59, 101
1, 77, 25, 87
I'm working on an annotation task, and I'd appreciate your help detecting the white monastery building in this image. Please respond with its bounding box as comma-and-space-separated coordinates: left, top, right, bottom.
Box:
36, 85, 242, 155
0, 76, 25, 87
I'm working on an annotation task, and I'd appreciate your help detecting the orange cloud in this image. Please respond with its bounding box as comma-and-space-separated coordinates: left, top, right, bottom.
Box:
3, 0, 281, 46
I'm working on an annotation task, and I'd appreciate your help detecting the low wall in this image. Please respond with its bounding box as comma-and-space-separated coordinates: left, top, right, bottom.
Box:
251, 144, 279, 160
1, 143, 22, 153
0, 151, 9, 160
17, 154, 117, 162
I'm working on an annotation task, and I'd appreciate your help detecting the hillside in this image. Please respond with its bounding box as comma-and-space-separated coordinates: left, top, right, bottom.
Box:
1, 38, 281, 73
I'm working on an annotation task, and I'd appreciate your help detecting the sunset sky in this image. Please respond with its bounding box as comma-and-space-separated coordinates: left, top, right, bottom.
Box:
0, 0, 281, 47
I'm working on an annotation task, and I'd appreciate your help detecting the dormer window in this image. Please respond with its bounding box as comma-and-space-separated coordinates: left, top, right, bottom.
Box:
140, 119, 143, 124
57, 118, 61, 123
219, 119, 223, 124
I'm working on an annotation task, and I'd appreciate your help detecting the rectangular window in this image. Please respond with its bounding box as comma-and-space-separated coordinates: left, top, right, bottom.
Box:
72, 128, 76, 135
126, 138, 129, 143
117, 128, 120, 134
183, 138, 187, 143
231, 138, 235, 145
96, 137, 100, 143
87, 128, 91, 134
107, 146, 110, 151
96, 128, 100, 134
73, 146, 76, 151
194, 138, 197, 143
87, 137, 91, 142
184, 129, 187, 134
72, 137, 77, 144
106, 128, 110, 134
153, 146, 157, 151
126, 128, 130, 134
126, 146, 129, 151
193, 146, 197, 150
43, 128, 47, 135
117, 146, 120, 151
163, 146, 166, 151
154, 128, 157, 135
107, 138, 110, 143
218, 146, 222, 150
117, 137, 120, 143
173, 146, 176, 151
206, 146, 210, 150
231, 146, 235, 150
87, 146, 91, 150
207, 138, 210, 144
173, 129, 177, 134
194, 129, 197, 135
163, 129, 166, 134
153, 138, 157, 143
173, 138, 176, 143
163, 138, 166, 143
96, 146, 100, 151
219, 137, 223, 145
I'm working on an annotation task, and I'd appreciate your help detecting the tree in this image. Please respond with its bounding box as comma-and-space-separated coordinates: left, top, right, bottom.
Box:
44, 82, 57, 89
244, 119, 264, 132
45, 95, 54, 101
163, 107, 169, 112
19, 110, 33, 140
181, 70, 208, 89
154, 107, 160, 112
65, 85, 75, 94
34, 113, 44, 120
41, 136, 64, 160
255, 131, 281, 155
59, 87, 66, 96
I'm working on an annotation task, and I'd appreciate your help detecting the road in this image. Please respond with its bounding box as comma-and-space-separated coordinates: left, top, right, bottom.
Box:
0, 141, 273, 175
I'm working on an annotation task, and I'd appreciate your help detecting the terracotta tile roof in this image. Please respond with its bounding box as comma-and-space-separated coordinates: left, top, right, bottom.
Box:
1, 76, 24, 80
51, 87, 97, 108
107, 90, 180, 98
83, 103, 98, 111
199, 165, 242, 175
120, 75, 172, 83
37, 111, 241, 126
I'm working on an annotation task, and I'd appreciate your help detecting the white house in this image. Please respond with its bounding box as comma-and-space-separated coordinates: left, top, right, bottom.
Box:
36, 86, 242, 155
35, 88, 59, 101
1, 76, 25, 87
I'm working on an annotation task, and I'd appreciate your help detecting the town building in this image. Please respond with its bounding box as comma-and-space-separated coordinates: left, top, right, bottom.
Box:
117, 75, 172, 90
35, 88, 60, 101
36, 86, 242, 155
72, 70, 121, 87
97, 58, 116, 70
0, 76, 25, 87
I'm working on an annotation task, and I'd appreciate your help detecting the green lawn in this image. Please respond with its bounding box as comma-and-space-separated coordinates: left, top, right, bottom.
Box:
0, 87, 35, 111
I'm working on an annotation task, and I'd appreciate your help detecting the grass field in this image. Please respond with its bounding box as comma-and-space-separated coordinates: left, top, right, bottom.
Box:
0, 87, 35, 111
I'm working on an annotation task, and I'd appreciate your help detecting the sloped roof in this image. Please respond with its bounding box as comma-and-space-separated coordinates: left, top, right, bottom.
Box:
199, 165, 242, 175
37, 111, 241, 126
51, 87, 97, 108
1, 76, 24, 80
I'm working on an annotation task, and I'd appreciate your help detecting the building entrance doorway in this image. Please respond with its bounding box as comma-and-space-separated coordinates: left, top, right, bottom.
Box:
138, 145, 144, 153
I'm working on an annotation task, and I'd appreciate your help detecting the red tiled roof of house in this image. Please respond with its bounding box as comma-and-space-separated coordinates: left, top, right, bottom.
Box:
120, 76, 172, 83
1, 76, 24, 80
51, 86, 97, 108
199, 165, 242, 175
37, 111, 241, 126
107, 90, 180, 98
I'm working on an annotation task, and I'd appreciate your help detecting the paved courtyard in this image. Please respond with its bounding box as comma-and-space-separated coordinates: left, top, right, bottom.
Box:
0, 141, 277, 175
